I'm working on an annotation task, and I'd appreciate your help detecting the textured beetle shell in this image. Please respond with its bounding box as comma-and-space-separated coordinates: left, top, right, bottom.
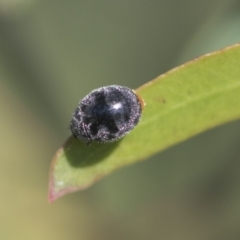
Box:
70, 85, 142, 144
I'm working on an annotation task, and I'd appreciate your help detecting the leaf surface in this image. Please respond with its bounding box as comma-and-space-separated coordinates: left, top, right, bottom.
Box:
49, 44, 240, 202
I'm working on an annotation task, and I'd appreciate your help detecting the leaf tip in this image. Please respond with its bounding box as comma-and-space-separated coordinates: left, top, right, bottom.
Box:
48, 186, 63, 203
48, 173, 71, 203
48, 172, 59, 203
48, 187, 56, 203
48, 147, 65, 203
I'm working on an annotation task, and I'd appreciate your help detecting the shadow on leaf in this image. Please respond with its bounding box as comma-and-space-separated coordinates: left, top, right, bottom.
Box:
63, 136, 121, 167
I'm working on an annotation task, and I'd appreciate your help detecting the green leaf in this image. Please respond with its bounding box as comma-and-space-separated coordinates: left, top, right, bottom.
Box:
49, 44, 240, 202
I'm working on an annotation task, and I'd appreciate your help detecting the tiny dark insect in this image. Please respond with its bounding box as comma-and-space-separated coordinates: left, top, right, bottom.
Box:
70, 85, 144, 144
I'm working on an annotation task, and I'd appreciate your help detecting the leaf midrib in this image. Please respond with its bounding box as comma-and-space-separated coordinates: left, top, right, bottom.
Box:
142, 80, 240, 126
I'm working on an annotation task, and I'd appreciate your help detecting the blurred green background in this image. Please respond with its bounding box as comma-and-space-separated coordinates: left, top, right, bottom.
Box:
1, 0, 240, 239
